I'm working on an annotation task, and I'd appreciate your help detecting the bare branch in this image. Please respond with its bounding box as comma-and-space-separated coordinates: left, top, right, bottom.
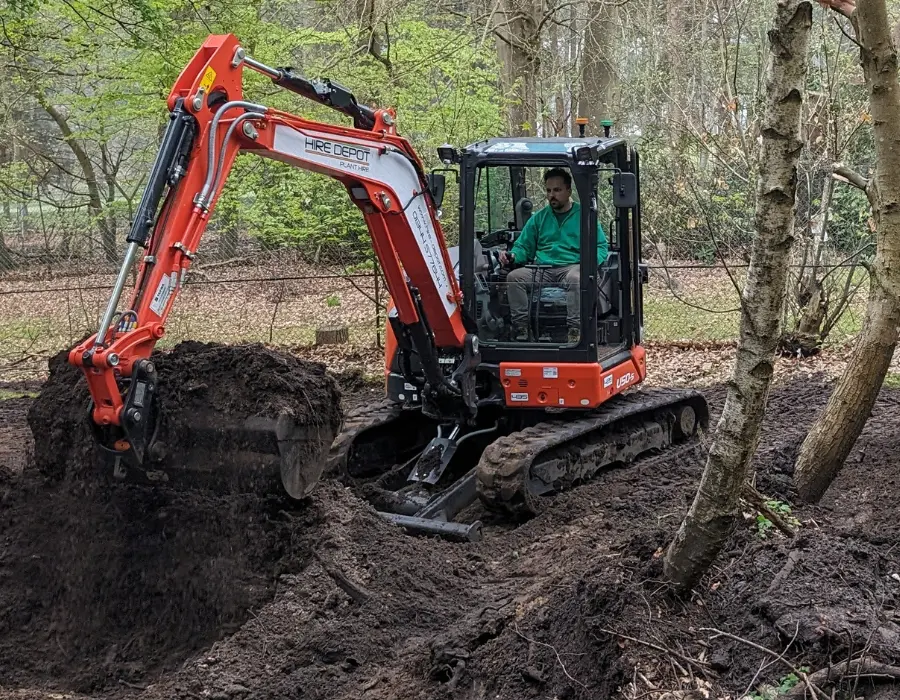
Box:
786, 657, 900, 696
832, 164, 868, 191
832, 14, 861, 47
817, 0, 856, 19
699, 628, 829, 700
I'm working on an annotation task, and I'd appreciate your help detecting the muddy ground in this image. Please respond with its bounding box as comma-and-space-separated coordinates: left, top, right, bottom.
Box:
1, 351, 899, 699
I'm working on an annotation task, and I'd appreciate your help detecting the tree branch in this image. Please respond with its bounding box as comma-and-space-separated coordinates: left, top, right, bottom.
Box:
816, 0, 856, 19
786, 657, 900, 696
699, 628, 829, 700
832, 164, 868, 191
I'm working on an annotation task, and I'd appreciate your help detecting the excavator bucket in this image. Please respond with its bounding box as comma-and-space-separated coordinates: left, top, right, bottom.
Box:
29, 341, 342, 498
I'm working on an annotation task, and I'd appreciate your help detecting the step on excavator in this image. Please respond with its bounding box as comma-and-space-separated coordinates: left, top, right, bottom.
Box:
65, 34, 709, 540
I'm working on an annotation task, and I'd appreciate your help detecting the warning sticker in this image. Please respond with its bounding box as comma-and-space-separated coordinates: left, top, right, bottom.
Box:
543, 366, 558, 379
504, 368, 522, 377
199, 66, 217, 93
149, 272, 177, 317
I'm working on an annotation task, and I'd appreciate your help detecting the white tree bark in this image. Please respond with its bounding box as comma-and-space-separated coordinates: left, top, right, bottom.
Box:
794, 0, 900, 502
664, 0, 812, 592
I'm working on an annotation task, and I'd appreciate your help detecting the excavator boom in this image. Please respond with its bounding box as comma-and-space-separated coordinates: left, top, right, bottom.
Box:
67, 34, 477, 493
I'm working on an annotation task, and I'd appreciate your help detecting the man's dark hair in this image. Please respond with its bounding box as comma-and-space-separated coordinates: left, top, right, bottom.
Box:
544, 167, 571, 188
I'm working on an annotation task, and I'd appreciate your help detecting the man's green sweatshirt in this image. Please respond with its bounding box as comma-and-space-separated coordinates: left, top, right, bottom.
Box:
509, 201, 608, 267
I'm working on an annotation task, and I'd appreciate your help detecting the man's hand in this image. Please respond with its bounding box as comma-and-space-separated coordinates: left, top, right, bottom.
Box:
498, 250, 515, 267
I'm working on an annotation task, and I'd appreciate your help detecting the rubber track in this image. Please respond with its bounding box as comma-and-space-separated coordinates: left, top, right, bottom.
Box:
325, 399, 403, 477
476, 387, 709, 516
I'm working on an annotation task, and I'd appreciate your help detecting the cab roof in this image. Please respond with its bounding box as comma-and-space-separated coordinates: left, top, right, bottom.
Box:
464, 136, 627, 157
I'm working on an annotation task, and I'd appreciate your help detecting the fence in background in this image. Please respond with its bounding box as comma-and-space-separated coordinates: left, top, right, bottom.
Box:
0, 258, 869, 384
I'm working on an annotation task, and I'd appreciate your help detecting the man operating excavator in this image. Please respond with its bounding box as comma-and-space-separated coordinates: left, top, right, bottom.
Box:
498, 167, 609, 343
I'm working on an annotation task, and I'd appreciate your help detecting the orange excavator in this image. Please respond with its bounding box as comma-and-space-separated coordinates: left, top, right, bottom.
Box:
67, 34, 708, 540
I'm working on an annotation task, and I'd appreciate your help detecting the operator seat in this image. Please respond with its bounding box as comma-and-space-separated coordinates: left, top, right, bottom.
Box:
533, 252, 619, 314
448, 238, 486, 279
597, 251, 618, 317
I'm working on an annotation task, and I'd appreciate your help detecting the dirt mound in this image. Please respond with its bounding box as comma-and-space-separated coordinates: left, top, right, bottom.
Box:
2, 373, 900, 699
28, 341, 342, 492
0, 396, 32, 479
0, 479, 313, 693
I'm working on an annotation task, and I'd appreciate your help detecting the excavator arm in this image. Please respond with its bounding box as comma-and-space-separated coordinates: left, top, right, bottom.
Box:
69, 33, 478, 469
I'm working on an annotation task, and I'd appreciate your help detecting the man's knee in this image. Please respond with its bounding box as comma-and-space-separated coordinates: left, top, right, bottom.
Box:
507, 267, 531, 288
563, 267, 580, 289
508, 267, 530, 283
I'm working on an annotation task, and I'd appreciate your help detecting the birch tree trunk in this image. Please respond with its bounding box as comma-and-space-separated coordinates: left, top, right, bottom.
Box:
794, 0, 900, 503
0, 140, 10, 270
664, 0, 812, 592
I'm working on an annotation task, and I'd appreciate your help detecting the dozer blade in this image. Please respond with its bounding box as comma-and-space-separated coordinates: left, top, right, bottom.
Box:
326, 398, 437, 479
30, 341, 343, 498
476, 387, 709, 516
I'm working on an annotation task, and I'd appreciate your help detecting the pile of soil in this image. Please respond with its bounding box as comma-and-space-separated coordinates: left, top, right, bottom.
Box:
28, 341, 343, 491
0, 480, 313, 693
0, 395, 32, 481
0, 368, 898, 699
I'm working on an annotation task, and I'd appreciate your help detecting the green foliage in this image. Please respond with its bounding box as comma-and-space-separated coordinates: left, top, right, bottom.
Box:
829, 183, 873, 253
749, 667, 810, 699
215, 158, 369, 256
756, 500, 800, 539
210, 10, 504, 256
0, 0, 503, 260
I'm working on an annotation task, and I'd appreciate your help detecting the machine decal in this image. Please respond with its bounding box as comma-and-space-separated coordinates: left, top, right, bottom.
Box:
198, 66, 216, 93
303, 137, 372, 172
543, 366, 558, 379
616, 372, 636, 389
511, 392, 529, 402
603, 375, 613, 388
149, 272, 177, 316
504, 368, 522, 377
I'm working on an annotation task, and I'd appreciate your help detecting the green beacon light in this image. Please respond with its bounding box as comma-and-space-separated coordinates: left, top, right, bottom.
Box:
601, 119, 613, 138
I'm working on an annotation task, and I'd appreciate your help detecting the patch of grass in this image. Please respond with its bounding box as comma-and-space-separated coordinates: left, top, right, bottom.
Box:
0, 388, 38, 400
325, 294, 341, 308
0, 318, 47, 339
643, 295, 739, 342
883, 373, 900, 389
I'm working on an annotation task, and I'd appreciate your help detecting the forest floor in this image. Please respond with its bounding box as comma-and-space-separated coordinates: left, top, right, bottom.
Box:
0, 347, 899, 700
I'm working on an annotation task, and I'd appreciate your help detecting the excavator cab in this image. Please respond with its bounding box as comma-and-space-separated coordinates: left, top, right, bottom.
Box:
385, 136, 647, 411
363, 134, 705, 540
461, 138, 641, 353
